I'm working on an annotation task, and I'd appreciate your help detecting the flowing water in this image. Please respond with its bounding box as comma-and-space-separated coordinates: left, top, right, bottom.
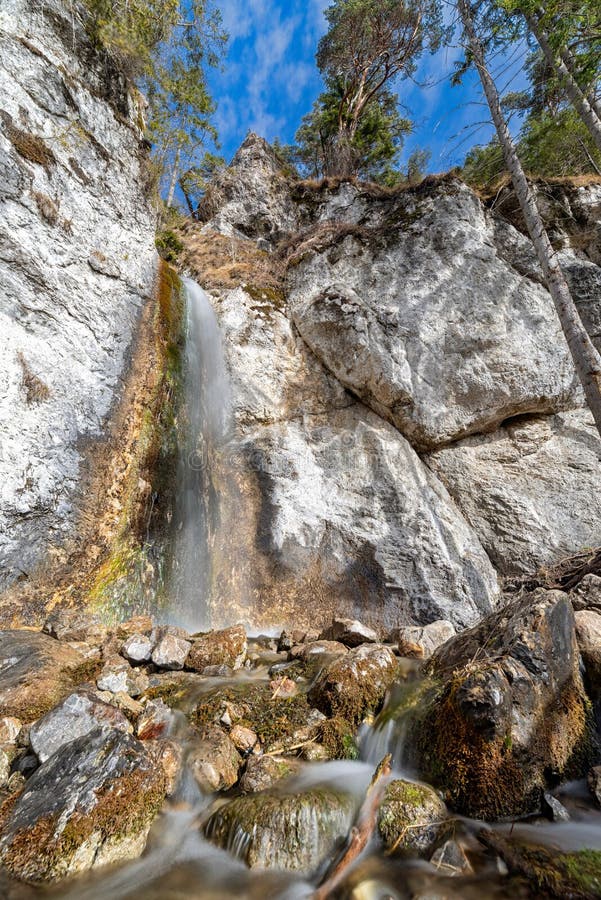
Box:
7, 279, 601, 899
167, 278, 232, 632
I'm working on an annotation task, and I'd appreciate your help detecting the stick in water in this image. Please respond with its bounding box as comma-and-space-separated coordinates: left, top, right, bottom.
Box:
313, 754, 392, 900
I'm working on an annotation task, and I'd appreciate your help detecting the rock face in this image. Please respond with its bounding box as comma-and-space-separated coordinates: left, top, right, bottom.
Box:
415, 590, 596, 820
428, 409, 601, 576
0, 728, 166, 882
0, 630, 82, 721
286, 180, 581, 451
0, 0, 156, 589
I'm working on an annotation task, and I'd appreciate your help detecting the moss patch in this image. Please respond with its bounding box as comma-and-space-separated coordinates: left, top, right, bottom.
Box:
0, 112, 56, 171
318, 717, 359, 760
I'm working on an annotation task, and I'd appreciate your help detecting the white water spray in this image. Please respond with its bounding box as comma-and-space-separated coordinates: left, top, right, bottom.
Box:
169, 277, 232, 631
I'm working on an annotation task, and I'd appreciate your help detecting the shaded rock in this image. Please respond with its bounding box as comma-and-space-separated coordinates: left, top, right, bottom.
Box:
0, 717, 21, 745
319, 618, 378, 647
204, 787, 355, 871
0, 630, 83, 721
308, 645, 398, 724
0, 728, 166, 882
136, 699, 173, 741
415, 590, 596, 820
97, 662, 148, 697
430, 839, 472, 877
427, 410, 601, 577
121, 633, 154, 664
575, 610, 601, 702
186, 625, 247, 673
42, 609, 108, 645
588, 766, 601, 807
239, 755, 301, 793
151, 634, 192, 671
188, 726, 241, 793
29, 690, 131, 762
392, 621, 456, 660
378, 780, 447, 856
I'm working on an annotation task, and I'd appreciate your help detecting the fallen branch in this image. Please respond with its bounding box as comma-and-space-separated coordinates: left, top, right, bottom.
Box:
313, 754, 392, 900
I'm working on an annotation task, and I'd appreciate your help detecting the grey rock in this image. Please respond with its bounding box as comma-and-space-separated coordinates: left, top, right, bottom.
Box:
319, 617, 379, 647
97, 663, 148, 697
430, 839, 472, 876
42, 608, 108, 645
0, 727, 167, 882
427, 409, 601, 576
542, 791, 570, 823
572, 574, 601, 612
29, 690, 131, 762
239, 755, 301, 793
151, 634, 192, 671
0, 0, 156, 590
121, 633, 154, 664
392, 620, 456, 659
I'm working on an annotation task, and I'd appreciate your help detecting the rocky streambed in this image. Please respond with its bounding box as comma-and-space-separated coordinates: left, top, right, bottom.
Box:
0, 580, 601, 897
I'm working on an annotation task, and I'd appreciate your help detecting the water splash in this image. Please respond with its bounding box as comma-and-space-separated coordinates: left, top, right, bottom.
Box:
168, 277, 232, 632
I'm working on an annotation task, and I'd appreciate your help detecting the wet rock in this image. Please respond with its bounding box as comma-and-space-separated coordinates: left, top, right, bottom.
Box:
289, 640, 348, 660
319, 618, 378, 647
392, 621, 456, 660
121, 633, 154, 664
430, 840, 472, 876
415, 590, 597, 820
588, 766, 601, 807
542, 791, 570, 823
186, 625, 247, 673
153, 739, 183, 795
317, 716, 360, 760
151, 634, 192, 671
229, 725, 258, 755
308, 645, 398, 724
42, 608, 108, 645
378, 780, 447, 856
0, 630, 83, 722
188, 726, 242, 793
0, 727, 167, 882
29, 690, 131, 762
0, 717, 21, 745
204, 787, 355, 871
97, 662, 149, 697
203, 664, 234, 677
239, 755, 302, 793
136, 699, 173, 741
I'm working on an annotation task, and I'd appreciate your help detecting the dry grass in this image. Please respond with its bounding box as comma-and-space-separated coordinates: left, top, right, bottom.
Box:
17, 352, 50, 404
178, 227, 285, 294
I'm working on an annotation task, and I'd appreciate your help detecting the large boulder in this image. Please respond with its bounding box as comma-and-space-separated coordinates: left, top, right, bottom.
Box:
308, 644, 398, 724
287, 179, 580, 451
204, 788, 354, 871
427, 409, 601, 576
0, 630, 83, 721
0, 727, 167, 881
414, 590, 597, 820
29, 690, 131, 762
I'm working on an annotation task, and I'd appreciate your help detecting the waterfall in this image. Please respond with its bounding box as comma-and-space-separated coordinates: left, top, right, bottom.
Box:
168, 277, 232, 632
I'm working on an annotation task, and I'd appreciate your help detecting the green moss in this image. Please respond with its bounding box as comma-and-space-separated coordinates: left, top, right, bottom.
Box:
66, 657, 104, 686
318, 717, 359, 760
156, 229, 184, 263
244, 283, 286, 309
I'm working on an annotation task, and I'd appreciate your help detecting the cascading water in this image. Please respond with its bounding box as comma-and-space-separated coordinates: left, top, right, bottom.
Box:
168, 277, 232, 632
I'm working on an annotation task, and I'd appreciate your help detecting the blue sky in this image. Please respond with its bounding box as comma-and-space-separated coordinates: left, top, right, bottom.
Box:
207, 0, 530, 173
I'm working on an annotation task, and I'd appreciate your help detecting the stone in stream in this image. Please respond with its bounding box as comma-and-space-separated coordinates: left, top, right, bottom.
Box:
588, 766, 601, 807
308, 644, 398, 725
188, 726, 242, 793
136, 699, 173, 741
414, 589, 597, 820
0, 727, 167, 882
239, 755, 302, 793
541, 792, 570, 823
121, 632, 154, 664
391, 620, 456, 660
0, 630, 83, 722
29, 690, 131, 762
185, 625, 247, 673
319, 618, 379, 647
204, 787, 355, 871
289, 640, 348, 660
430, 839, 473, 876
378, 780, 448, 856
229, 724, 258, 755
151, 633, 192, 671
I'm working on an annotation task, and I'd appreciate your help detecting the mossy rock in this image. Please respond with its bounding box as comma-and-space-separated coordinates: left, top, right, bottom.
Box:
308, 645, 398, 725
318, 716, 359, 760
204, 787, 355, 872
378, 779, 448, 856
192, 682, 315, 752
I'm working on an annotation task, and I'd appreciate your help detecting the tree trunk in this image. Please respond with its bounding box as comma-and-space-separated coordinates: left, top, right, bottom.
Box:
166, 145, 181, 208
458, 0, 601, 438
526, 11, 601, 155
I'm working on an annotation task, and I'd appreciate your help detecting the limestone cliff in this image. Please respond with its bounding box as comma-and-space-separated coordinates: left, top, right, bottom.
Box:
0, 0, 157, 594
181, 134, 601, 630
